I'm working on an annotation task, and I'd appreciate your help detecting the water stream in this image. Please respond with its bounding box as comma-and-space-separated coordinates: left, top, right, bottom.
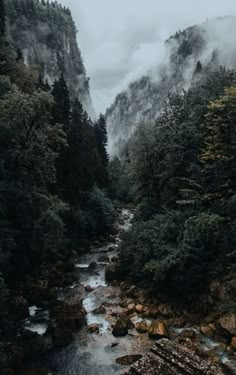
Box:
26, 208, 236, 374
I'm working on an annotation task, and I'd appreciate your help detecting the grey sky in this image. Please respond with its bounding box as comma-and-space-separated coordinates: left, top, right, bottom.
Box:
60, 0, 236, 114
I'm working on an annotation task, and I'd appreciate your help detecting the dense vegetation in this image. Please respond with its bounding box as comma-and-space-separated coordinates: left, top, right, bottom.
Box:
119, 65, 236, 303
0, 0, 113, 337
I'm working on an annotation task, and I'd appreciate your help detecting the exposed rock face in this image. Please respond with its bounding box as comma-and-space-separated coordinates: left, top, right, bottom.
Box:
126, 339, 227, 374
5, 0, 94, 118
106, 16, 236, 158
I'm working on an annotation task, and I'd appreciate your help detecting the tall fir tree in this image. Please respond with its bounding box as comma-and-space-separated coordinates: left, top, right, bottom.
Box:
51, 73, 71, 128
94, 114, 109, 186
200, 86, 236, 208
0, 0, 5, 35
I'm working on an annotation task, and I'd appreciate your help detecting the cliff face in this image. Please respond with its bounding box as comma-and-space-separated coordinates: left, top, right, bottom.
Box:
5, 0, 94, 118
106, 16, 236, 158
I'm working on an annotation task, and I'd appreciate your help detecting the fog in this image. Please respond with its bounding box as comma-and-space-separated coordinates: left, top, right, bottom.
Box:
60, 0, 236, 114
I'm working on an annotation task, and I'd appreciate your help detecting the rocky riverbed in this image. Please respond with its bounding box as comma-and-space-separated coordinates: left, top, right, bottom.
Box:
5, 208, 236, 375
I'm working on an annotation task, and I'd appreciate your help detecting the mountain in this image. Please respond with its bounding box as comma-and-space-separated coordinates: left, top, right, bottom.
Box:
106, 16, 236, 158
5, 0, 95, 118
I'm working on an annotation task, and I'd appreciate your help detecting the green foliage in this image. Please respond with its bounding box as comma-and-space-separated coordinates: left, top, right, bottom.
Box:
200, 86, 236, 207
120, 68, 236, 302
0, 14, 113, 283
0, 0, 5, 35
108, 157, 133, 202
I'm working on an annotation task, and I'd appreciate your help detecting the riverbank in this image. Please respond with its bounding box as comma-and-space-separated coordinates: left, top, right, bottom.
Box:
2, 207, 236, 375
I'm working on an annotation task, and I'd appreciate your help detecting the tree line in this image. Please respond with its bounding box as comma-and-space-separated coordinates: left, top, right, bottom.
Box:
0, 0, 114, 334
119, 61, 236, 305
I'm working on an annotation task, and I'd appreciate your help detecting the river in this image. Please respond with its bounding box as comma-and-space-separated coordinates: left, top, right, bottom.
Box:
26, 208, 151, 374
25, 208, 236, 375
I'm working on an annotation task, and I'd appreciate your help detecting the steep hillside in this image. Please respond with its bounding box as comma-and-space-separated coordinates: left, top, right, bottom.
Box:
106, 16, 236, 157
5, 0, 94, 117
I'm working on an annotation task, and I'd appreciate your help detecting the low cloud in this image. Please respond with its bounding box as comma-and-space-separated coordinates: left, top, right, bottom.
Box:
60, 0, 236, 114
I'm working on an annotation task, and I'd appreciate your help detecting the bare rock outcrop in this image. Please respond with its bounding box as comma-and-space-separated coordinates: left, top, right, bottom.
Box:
126, 339, 227, 375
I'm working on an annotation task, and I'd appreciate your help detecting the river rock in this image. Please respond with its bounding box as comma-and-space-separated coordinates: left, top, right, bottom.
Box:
128, 303, 135, 312
200, 325, 214, 337
85, 285, 94, 292
231, 337, 236, 350
112, 317, 134, 337
93, 305, 106, 314
136, 322, 149, 334
88, 324, 100, 334
125, 339, 226, 374
177, 329, 198, 342
116, 355, 142, 366
148, 321, 168, 339
135, 304, 144, 314
218, 314, 236, 335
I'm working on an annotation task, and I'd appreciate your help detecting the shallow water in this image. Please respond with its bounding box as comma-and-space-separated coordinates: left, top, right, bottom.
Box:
30, 209, 152, 374
28, 208, 236, 374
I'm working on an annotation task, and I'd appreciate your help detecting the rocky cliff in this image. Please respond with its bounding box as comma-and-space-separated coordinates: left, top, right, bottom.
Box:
5, 0, 94, 117
106, 16, 236, 158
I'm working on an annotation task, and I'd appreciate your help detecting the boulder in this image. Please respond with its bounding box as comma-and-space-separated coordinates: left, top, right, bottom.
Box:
88, 324, 100, 334
200, 325, 214, 337
136, 322, 149, 334
93, 305, 106, 314
116, 355, 142, 366
128, 303, 135, 312
218, 314, 236, 336
112, 317, 134, 337
148, 321, 168, 340
85, 285, 94, 292
126, 339, 226, 375
135, 304, 144, 314
231, 337, 236, 350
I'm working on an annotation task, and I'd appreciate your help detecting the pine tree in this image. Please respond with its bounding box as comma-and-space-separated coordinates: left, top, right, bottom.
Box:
94, 114, 109, 186
51, 73, 70, 128
200, 86, 236, 206
0, 0, 5, 35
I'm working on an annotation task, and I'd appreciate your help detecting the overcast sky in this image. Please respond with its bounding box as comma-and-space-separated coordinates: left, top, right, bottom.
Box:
60, 0, 236, 114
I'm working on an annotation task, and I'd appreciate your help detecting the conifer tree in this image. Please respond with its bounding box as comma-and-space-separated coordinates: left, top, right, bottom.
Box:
0, 0, 5, 35
200, 86, 236, 206
51, 73, 71, 128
